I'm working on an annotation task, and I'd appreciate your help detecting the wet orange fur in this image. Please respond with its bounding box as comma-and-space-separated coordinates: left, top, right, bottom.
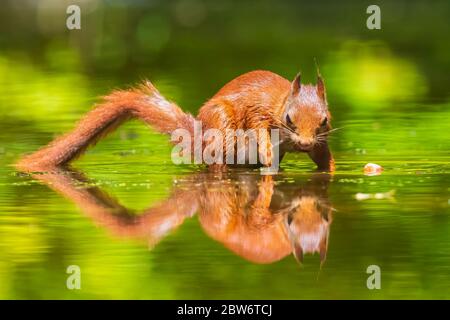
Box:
17, 70, 334, 172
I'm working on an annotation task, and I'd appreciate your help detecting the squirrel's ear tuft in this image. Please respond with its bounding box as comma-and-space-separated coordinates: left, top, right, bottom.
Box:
317, 75, 326, 101
291, 72, 301, 96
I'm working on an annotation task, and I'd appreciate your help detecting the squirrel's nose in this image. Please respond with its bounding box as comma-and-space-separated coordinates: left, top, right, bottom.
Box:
298, 138, 315, 150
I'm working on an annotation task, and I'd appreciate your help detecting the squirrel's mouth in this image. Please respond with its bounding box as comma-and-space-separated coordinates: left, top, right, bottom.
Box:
294, 143, 314, 152
288, 134, 315, 151
298, 145, 314, 152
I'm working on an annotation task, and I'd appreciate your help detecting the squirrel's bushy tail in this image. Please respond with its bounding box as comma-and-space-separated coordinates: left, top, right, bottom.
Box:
16, 81, 195, 171
132, 81, 195, 135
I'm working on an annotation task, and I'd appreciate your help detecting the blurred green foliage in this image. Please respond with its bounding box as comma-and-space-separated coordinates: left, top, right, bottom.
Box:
0, 0, 449, 299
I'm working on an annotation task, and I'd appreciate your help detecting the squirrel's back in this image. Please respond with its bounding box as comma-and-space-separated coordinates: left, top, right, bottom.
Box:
198, 70, 291, 129
212, 70, 290, 99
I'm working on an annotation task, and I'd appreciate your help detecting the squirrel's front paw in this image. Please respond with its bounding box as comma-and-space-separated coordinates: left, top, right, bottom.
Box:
258, 143, 272, 167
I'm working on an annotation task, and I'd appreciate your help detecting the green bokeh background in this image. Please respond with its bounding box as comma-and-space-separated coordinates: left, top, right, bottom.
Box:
0, 0, 449, 299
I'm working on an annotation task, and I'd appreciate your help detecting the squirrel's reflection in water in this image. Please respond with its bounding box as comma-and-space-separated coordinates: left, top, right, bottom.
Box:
30, 169, 333, 265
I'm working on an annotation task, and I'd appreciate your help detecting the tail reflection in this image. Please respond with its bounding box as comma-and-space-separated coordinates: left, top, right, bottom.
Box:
27, 169, 333, 265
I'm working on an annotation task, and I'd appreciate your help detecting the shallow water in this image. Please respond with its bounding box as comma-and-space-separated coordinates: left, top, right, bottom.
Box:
1, 105, 449, 299
0, 1, 449, 299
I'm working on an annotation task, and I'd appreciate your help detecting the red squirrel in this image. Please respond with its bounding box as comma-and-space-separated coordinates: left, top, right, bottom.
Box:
16, 70, 335, 172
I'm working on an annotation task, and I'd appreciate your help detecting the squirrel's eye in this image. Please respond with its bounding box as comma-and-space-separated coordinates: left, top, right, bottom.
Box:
287, 214, 293, 225
321, 117, 328, 127
286, 114, 294, 126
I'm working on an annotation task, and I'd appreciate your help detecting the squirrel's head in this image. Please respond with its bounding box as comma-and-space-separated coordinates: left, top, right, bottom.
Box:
281, 73, 331, 151
284, 194, 332, 265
